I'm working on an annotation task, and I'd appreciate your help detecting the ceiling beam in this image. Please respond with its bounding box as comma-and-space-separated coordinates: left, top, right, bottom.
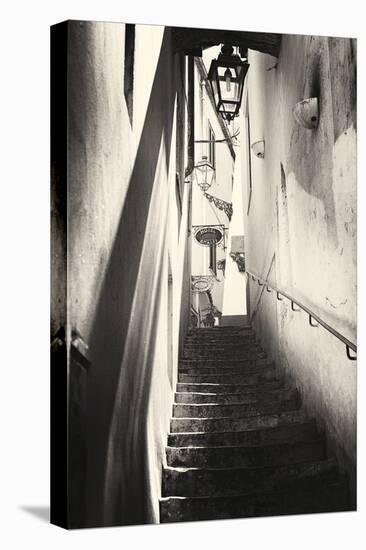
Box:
172, 27, 282, 58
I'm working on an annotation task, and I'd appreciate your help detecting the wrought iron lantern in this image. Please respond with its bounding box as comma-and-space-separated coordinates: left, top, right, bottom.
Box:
230, 251, 246, 272
194, 156, 215, 192
208, 44, 249, 122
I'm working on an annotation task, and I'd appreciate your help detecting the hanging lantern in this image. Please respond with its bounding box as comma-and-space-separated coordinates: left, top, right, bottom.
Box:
208, 44, 249, 122
194, 156, 215, 192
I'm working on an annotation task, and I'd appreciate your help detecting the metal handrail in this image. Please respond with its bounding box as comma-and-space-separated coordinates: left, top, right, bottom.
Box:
247, 270, 357, 361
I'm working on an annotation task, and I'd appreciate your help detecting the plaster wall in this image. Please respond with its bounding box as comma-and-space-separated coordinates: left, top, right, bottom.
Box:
243, 36, 356, 478
66, 21, 189, 527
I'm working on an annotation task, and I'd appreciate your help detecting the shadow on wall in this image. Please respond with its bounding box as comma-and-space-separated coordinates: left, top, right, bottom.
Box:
84, 29, 177, 528
286, 37, 356, 248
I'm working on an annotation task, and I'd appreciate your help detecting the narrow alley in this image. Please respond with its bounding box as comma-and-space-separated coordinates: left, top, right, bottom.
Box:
51, 21, 357, 529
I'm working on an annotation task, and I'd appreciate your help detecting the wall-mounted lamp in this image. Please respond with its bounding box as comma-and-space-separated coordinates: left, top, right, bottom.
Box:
251, 139, 265, 159
230, 252, 246, 272
194, 156, 215, 192
207, 45, 249, 122
293, 97, 319, 129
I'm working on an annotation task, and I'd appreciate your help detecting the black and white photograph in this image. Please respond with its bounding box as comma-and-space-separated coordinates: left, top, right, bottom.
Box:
50, 19, 357, 529
2, 2, 364, 548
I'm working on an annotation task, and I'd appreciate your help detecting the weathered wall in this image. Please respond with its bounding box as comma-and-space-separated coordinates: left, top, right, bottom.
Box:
243, 36, 356, 481
66, 21, 188, 527
51, 23, 67, 342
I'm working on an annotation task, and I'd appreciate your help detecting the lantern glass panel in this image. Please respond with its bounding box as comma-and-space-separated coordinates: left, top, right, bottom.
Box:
209, 67, 220, 103
217, 67, 240, 102
219, 103, 237, 114
195, 157, 215, 192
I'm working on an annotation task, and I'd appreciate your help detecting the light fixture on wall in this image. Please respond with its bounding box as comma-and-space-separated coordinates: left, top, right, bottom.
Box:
293, 97, 319, 129
251, 139, 265, 159
208, 44, 249, 122
230, 251, 246, 272
194, 156, 215, 192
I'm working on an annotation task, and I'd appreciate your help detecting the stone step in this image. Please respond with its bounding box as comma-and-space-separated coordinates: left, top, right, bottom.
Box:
168, 419, 317, 447
185, 333, 256, 341
166, 439, 325, 469
160, 479, 350, 523
162, 456, 339, 497
176, 381, 284, 394
182, 348, 265, 359
190, 327, 250, 333
184, 340, 257, 348
183, 340, 257, 349
170, 410, 308, 433
182, 346, 264, 360
178, 363, 273, 376
178, 369, 277, 384
172, 395, 300, 419
187, 328, 254, 335
174, 387, 297, 405
179, 357, 268, 368
187, 334, 250, 340
185, 335, 256, 344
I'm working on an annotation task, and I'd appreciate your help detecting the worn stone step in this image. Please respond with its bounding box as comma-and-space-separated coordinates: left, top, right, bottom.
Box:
160, 480, 350, 523
176, 380, 284, 394
162, 457, 339, 497
186, 338, 254, 344
187, 334, 251, 340
178, 369, 277, 384
179, 357, 268, 368
168, 419, 317, 447
174, 387, 297, 405
178, 363, 273, 376
170, 410, 308, 433
183, 348, 262, 357
182, 348, 265, 359
183, 340, 257, 349
187, 328, 254, 335
172, 394, 300, 419
184, 340, 257, 348
185, 336, 256, 344
166, 439, 325, 469
190, 327, 249, 333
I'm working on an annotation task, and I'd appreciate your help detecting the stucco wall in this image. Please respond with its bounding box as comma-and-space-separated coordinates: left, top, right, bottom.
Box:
66, 21, 189, 527
51, 24, 67, 343
243, 36, 356, 481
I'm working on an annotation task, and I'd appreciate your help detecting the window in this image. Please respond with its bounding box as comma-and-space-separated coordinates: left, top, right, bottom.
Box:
208, 122, 215, 169
124, 24, 135, 126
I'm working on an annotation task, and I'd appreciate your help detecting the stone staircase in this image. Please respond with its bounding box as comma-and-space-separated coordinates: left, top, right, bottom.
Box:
160, 326, 351, 523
